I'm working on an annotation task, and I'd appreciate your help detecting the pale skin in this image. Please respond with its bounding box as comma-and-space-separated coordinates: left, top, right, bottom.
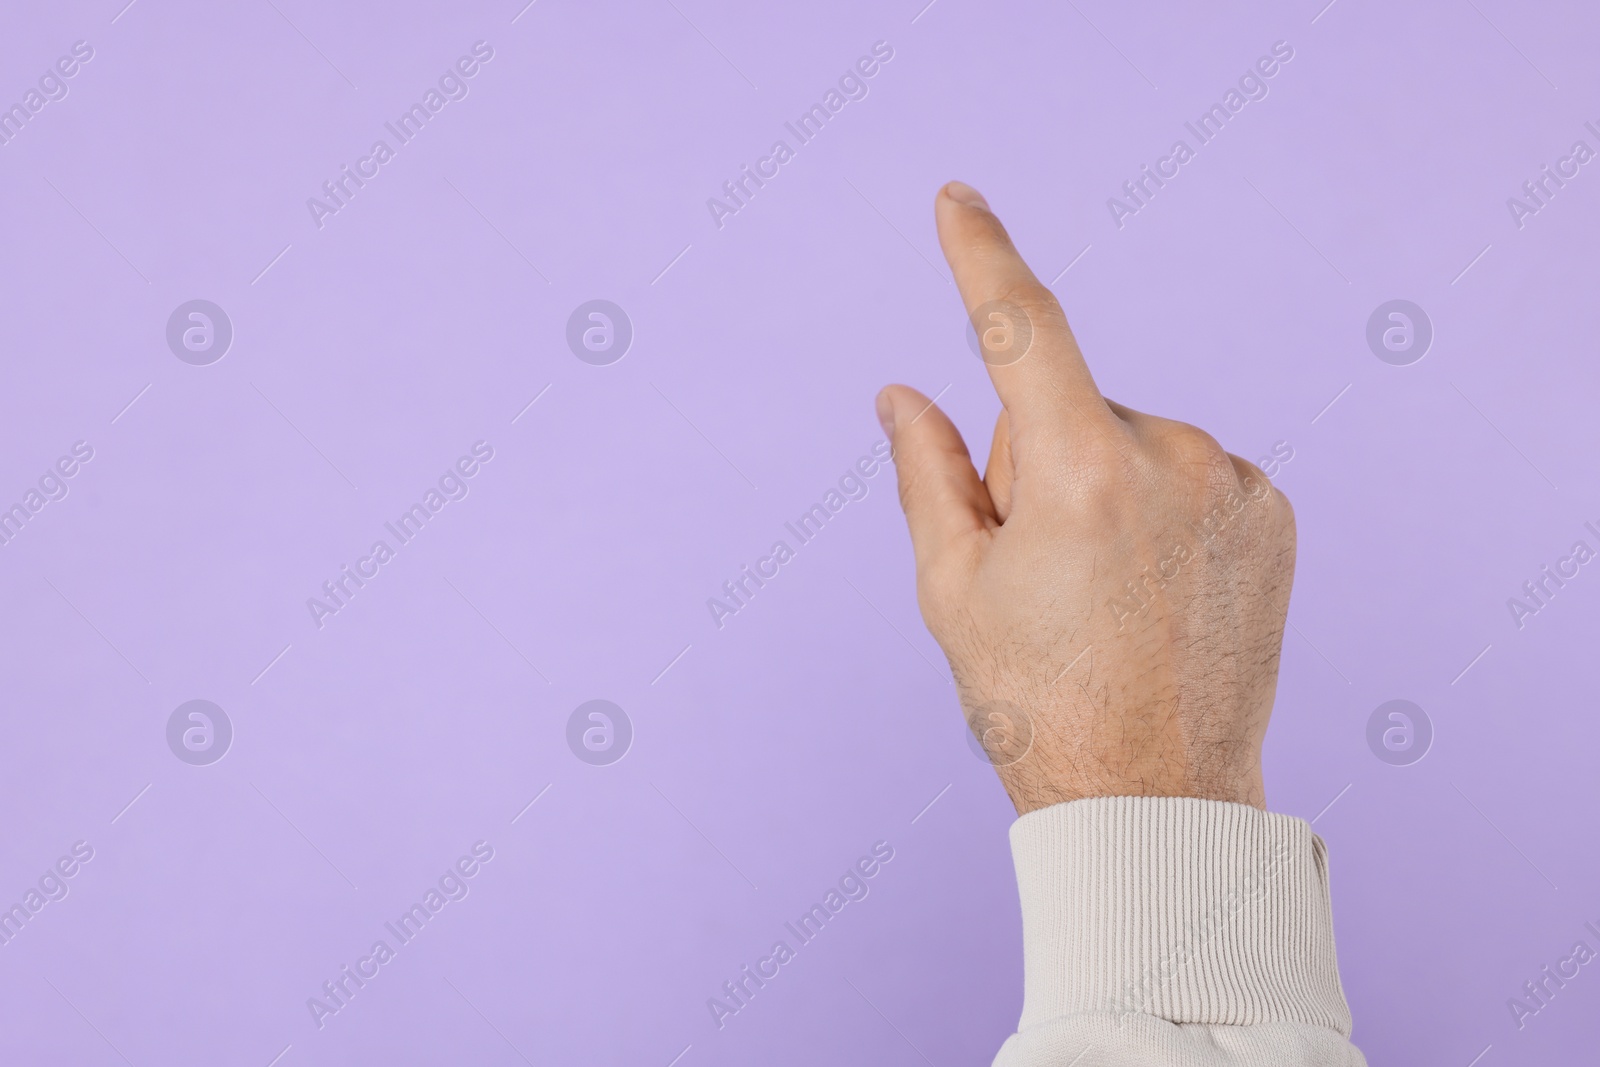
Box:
877, 181, 1297, 816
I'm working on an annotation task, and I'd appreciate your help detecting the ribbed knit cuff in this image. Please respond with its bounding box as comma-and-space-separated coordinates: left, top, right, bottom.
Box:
1009, 796, 1352, 1036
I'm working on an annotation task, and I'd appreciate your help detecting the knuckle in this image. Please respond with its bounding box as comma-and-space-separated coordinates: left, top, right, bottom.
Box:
1228, 454, 1279, 505
1275, 485, 1295, 522
1149, 427, 1239, 514
1269, 485, 1297, 539
1229, 452, 1270, 486
1162, 423, 1229, 469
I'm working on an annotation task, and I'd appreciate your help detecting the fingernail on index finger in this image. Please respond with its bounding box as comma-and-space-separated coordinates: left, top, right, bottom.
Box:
944, 181, 990, 211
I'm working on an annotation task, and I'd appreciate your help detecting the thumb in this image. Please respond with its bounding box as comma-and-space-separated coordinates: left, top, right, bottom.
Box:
876, 385, 996, 573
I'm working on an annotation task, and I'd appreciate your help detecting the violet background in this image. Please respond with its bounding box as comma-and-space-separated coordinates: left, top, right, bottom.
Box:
1, 0, 1596, 1064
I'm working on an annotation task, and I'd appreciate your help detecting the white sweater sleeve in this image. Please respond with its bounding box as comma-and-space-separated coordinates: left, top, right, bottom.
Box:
993, 796, 1368, 1067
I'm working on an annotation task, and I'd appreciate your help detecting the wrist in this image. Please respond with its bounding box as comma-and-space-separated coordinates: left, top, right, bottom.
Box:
960, 695, 1269, 816
998, 767, 1266, 816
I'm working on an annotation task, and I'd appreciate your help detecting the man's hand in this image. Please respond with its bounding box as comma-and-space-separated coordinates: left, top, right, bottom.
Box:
877, 181, 1297, 816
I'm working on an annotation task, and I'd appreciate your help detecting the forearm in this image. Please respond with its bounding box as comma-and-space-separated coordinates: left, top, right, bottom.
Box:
993, 797, 1367, 1067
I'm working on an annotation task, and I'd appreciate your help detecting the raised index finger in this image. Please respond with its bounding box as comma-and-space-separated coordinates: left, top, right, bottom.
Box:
936, 182, 1108, 431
